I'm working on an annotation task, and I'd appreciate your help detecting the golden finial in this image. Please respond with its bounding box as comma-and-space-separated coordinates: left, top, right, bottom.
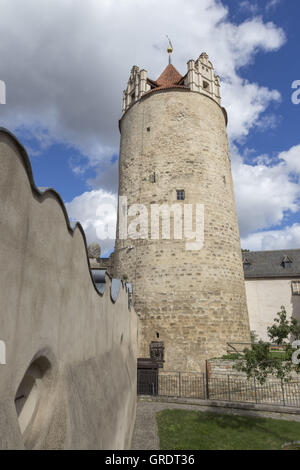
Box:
166, 36, 173, 64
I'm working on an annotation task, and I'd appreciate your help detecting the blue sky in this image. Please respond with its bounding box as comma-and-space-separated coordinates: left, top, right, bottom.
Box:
0, 0, 299, 254
223, 0, 300, 232
20, 140, 96, 201
227, 0, 299, 156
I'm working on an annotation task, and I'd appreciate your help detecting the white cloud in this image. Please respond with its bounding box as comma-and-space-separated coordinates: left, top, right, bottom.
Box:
223, 79, 281, 141
239, 1, 259, 14
241, 224, 300, 251
279, 145, 300, 175
0, 0, 285, 165
266, 0, 281, 11
239, 0, 281, 14
231, 143, 300, 242
65, 190, 117, 255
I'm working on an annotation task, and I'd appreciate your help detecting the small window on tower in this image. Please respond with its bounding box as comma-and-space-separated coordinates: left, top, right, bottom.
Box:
203, 81, 210, 91
149, 172, 156, 183
177, 190, 185, 201
131, 92, 135, 103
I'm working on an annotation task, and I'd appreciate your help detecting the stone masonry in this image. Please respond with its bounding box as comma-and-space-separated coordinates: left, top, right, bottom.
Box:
114, 54, 251, 372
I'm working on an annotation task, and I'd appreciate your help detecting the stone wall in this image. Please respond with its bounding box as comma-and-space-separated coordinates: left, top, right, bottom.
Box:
207, 359, 247, 378
0, 129, 138, 450
114, 87, 250, 372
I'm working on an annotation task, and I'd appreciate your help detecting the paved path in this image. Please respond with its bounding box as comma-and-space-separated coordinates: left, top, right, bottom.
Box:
131, 397, 300, 450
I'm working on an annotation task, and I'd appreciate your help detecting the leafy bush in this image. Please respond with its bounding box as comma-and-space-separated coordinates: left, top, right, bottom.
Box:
234, 306, 300, 384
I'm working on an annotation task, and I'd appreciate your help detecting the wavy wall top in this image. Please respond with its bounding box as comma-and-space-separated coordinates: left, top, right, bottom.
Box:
0, 127, 137, 450
0, 127, 129, 304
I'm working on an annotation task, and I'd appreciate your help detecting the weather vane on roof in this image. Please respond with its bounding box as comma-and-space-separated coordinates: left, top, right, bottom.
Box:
166, 36, 173, 65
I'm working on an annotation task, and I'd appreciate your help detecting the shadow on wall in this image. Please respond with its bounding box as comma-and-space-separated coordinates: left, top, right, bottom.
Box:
15, 357, 51, 435
14, 355, 54, 449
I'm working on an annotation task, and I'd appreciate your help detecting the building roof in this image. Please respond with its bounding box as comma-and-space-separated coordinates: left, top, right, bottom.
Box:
243, 249, 300, 279
156, 64, 183, 87
143, 64, 188, 96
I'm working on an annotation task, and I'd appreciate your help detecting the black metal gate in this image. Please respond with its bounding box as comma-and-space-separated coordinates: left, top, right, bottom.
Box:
137, 359, 159, 396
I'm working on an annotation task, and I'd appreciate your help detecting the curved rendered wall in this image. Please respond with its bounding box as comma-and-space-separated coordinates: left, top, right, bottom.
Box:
0, 129, 138, 450
114, 89, 250, 371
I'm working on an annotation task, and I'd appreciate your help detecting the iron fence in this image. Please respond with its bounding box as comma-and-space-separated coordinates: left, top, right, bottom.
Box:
158, 372, 206, 399
138, 370, 300, 408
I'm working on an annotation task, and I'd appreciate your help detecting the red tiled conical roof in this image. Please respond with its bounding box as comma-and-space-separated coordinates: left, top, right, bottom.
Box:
156, 64, 183, 87
143, 64, 188, 98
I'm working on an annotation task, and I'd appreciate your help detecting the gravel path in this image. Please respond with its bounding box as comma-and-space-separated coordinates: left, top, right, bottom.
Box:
131, 397, 300, 450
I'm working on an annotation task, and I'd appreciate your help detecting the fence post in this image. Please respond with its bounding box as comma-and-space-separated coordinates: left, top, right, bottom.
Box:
205, 360, 210, 400
281, 379, 286, 407
254, 376, 258, 404
179, 372, 181, 398
228, 375, 231, 401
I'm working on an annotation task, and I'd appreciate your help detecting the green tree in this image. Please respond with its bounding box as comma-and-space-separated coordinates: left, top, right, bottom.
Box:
234, 306, 300, 384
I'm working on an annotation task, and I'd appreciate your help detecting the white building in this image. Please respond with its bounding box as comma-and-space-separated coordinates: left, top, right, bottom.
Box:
243, 250, 300, 341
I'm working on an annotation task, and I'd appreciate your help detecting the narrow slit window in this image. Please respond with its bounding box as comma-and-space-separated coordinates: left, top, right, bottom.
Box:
149, 172, 156, 183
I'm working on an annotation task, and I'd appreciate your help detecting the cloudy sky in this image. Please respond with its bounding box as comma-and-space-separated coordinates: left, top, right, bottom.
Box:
0, 0, 299, 254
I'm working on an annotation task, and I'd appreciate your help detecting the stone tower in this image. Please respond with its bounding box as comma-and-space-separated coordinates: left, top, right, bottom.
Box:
114, 53, 251, 371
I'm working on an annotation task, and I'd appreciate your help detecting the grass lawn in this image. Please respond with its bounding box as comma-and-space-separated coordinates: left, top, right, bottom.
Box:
156, 409, 300, 450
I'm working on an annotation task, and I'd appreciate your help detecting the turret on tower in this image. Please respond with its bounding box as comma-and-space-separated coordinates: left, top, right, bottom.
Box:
186, 53, 221, 104
122, 53, 221, 115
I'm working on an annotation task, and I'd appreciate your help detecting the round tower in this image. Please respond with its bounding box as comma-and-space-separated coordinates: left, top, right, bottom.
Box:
114, 53, 251, 371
